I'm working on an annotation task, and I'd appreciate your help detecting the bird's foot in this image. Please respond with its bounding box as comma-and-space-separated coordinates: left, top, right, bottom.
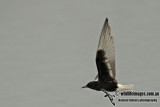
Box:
101, 89, 116, 106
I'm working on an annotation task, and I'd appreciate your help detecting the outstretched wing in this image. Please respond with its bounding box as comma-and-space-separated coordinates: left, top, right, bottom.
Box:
95, 18, 116, 81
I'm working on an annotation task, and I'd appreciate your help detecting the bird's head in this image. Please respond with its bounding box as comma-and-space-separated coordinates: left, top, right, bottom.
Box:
82, 81, 98, 89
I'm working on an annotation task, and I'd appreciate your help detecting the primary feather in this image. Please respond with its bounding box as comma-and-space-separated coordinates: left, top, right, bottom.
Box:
95, 18, 116, 80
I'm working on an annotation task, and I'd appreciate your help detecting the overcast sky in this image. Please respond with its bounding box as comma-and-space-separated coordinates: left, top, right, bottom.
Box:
0, 0, 160, 107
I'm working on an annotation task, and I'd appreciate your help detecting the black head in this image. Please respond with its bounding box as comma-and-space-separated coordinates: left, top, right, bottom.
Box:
82, 81, 100, 90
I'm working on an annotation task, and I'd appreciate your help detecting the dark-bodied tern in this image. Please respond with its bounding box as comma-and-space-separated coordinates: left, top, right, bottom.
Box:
82, 18, 133, 106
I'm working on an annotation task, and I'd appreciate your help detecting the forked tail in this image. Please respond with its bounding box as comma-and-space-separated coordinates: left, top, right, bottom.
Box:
117, 84, 134, 91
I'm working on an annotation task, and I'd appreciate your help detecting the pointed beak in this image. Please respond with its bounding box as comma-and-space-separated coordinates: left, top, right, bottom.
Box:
82, 85, 88, 88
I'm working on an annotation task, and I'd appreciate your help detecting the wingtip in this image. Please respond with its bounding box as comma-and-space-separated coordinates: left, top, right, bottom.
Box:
105, 17, 109, 23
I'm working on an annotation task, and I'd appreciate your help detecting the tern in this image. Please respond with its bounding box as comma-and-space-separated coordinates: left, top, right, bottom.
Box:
82, 18, 133, 106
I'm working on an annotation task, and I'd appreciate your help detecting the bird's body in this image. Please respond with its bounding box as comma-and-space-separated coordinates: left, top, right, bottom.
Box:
96, 49, 118, 91
82, 18, 133, 105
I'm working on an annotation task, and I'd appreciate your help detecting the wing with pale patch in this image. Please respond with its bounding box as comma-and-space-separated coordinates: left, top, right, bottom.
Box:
95, 18, 116, 80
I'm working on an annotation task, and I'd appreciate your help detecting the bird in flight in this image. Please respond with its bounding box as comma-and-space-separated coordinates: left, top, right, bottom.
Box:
82, 18, 133, 106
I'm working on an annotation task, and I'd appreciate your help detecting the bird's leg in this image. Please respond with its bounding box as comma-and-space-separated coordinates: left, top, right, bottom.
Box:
101, 89, 115, 97
115, 90, 120, 96
101, 89, 115, 106
101, 89, 108, 96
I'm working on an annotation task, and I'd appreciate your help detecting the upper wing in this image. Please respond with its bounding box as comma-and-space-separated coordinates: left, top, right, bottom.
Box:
95, 18, 116, 81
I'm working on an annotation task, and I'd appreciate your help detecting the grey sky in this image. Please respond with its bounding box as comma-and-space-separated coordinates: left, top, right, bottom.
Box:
0, 0, 160, 107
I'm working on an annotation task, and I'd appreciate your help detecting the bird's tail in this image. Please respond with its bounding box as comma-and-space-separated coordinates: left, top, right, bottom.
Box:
117, 84, 134, 91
